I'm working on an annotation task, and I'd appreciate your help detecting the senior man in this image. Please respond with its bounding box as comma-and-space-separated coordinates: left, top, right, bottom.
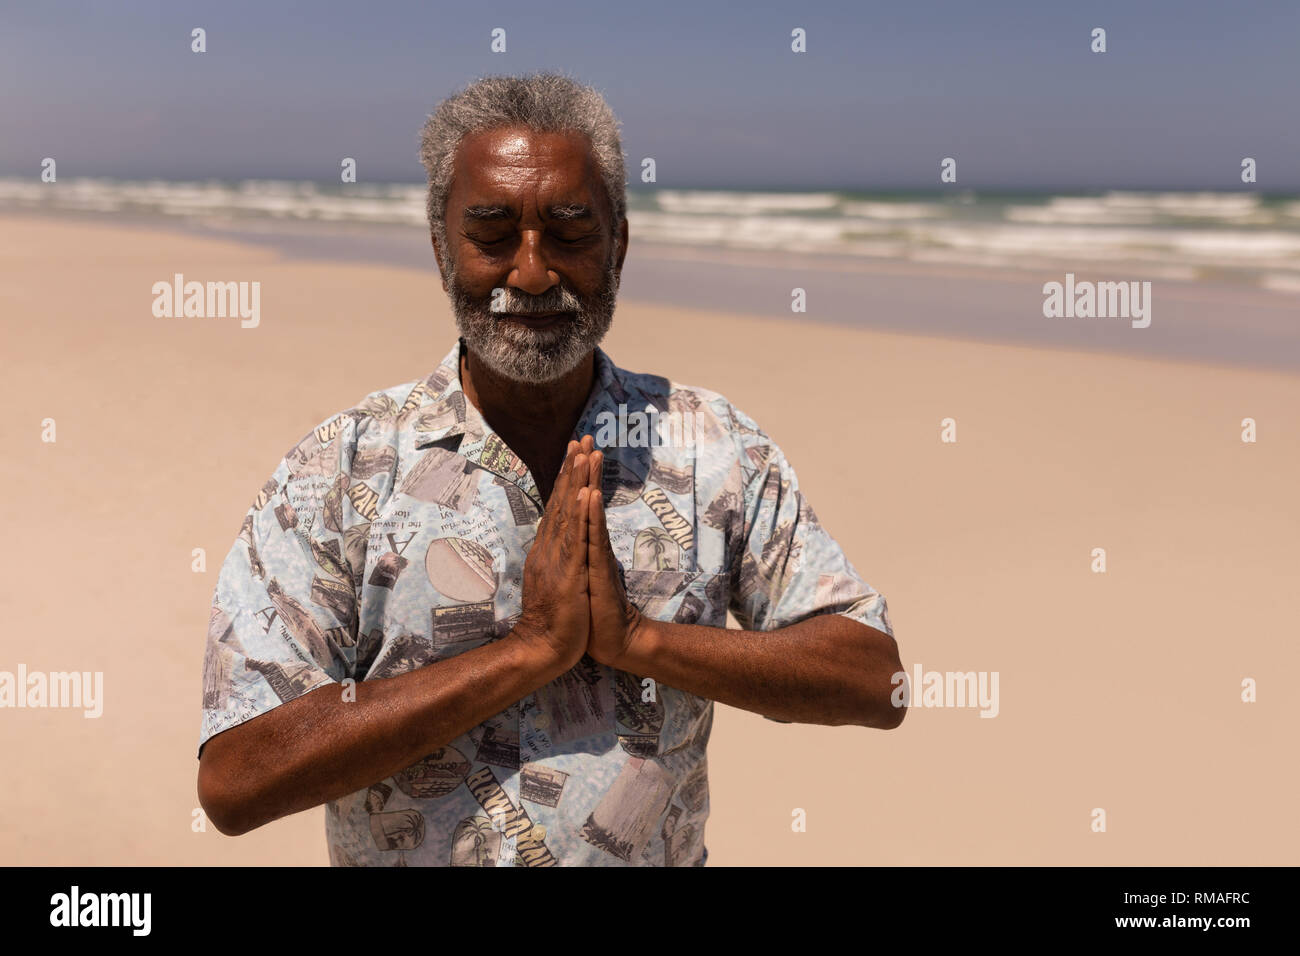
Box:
197, 72, 903, 867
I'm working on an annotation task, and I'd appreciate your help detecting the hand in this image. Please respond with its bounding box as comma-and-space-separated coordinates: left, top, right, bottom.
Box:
512, 439, 591, 672
584, 443, 650, 669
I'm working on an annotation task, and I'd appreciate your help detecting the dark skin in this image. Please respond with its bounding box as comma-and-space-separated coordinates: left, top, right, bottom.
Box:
196, 126, 904, 839
432, 126, 628, 503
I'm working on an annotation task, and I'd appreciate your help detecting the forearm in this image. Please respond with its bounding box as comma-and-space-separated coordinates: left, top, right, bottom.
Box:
622, 613, 905, 728
198, 630, 566, 836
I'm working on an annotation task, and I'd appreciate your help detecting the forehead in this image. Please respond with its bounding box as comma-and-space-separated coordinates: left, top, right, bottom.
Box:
450, 126, 602, 206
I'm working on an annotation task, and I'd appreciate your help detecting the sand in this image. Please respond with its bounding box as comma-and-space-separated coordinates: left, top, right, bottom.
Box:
0, 213, 1295, 865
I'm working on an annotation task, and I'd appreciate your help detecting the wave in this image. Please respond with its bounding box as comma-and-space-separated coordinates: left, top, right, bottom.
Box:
2, 178, 1297, 289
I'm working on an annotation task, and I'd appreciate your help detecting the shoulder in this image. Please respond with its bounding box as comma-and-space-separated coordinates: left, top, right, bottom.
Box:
605, 362, 789, 524
285, 377, 429, 464
608, 361, 772, 454
269, 375, 440, 511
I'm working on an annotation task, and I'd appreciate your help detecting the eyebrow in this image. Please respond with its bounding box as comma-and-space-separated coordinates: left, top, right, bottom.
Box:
462, 203, 595, 223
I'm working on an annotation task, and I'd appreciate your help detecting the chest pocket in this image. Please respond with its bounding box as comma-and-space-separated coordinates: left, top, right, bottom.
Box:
624, 570, 728, 628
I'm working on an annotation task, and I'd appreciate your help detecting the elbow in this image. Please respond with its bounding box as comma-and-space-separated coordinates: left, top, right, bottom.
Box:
860, 628, 906, 730
838, 673, 906, 729
876, 657, 907, 728
197, 746, 258, 837
876, 659, 908, 729
854, 691, 905, 730
875, 695, 907, 730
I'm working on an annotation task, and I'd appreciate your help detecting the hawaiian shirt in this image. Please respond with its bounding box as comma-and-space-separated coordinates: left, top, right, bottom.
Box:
198, 339, 893, 866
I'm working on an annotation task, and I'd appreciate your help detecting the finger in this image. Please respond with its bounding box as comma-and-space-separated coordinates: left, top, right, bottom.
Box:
546, 441, 581, 524
599, 493, 629, 604
603, 498, 621, 569
571, 453, 587, 497
554, 440, 580, 496
578, 483, 590, 567
567, 485, 589, 570
581, 435, 599, 491
540, 443, 577, 549
565, 452, 588, 521
587, 476, 612, 583
558, 439, 579, 481
588, 448, 604, 491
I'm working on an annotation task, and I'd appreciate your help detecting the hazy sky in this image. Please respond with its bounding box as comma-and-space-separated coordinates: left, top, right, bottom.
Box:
2, 0, 1296, 189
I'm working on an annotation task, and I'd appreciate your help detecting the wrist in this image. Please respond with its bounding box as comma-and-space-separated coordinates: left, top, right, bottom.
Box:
508, 619, 574, 681
617, 609, 659, 672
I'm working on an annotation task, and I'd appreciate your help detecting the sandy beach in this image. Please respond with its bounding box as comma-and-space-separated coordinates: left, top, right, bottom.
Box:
0, 212, 1296, 866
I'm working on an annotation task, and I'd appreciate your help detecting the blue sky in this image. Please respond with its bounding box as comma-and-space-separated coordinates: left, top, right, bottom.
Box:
1, 0, 1296, 189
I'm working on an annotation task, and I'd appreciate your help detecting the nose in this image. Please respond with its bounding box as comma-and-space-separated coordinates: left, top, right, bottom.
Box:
508, 229, 557, 296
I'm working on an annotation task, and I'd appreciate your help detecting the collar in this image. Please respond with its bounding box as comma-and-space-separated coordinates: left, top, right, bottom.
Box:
409, 340, 627, 504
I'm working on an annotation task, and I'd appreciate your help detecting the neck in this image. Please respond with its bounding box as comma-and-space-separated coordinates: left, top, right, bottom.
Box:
459, 343, 596, 497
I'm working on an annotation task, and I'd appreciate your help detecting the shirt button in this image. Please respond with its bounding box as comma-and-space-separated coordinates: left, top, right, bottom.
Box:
530, 824, 547, 842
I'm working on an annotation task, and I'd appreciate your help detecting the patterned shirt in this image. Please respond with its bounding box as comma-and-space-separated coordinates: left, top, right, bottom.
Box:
198, 339, 893, 866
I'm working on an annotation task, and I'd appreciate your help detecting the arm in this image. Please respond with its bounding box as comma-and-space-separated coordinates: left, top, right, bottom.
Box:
198, 439, 598, 837
616, 613, 903, 729
584, 440, 905, 730
198, 631, 567, 836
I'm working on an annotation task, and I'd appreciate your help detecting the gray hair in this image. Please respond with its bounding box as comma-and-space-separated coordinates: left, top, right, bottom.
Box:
418, 72, 627, 277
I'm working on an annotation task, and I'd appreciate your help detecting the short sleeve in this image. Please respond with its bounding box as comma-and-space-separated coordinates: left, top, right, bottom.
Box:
725, 407, 893, 641
198, 412, 365, 758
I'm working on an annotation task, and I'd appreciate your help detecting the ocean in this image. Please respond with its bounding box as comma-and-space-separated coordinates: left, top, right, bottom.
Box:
3, 178, 1299, 291
4, 178, 1298, 371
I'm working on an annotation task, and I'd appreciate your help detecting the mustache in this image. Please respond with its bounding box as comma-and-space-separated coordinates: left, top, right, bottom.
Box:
486, 284, 585, 315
